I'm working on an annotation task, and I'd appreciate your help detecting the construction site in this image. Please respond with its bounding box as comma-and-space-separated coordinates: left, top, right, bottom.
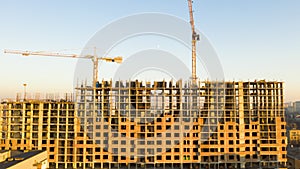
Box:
0, 1, 288, 169
0, 80, 287, 169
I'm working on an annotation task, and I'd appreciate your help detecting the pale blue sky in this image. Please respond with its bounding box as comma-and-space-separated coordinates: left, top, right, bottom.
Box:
0, 0, 299, 101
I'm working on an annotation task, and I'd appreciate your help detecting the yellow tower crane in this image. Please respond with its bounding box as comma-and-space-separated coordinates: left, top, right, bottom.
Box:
188, 0, 200, 84
4, 49, 122, 88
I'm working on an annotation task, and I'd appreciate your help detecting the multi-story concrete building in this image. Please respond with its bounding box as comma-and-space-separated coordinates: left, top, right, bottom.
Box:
293, 102, 300, 113
290, 130, 300, 144
284, 101, 300, 113
0, 80, 287, 169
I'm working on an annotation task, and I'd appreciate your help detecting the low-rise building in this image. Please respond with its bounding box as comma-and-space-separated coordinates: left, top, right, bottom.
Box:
0, 150, 48, 169
287, 147, 300, 169
0, 150, 10, 162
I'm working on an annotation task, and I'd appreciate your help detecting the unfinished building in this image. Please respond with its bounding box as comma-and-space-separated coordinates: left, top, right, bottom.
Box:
0, 80, 287, 169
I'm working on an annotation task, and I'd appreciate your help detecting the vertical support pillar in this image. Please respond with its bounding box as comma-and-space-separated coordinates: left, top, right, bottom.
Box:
238, 82, 246, 168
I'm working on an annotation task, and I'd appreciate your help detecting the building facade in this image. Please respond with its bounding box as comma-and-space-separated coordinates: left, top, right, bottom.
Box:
0, 80, 287, 169
293, 101, 300, 113
290, 130, 300, 144
287, 147, 300, 169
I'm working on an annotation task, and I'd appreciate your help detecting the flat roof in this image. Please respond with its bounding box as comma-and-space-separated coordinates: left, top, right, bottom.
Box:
288, 147, 300, 160
0, 150, 44, 169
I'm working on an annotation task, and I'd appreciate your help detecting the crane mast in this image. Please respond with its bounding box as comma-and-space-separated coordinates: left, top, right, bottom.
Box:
188, 0, 199, 84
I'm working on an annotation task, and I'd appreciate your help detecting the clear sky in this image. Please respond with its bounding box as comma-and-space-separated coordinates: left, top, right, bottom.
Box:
0, 0, 299, 102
